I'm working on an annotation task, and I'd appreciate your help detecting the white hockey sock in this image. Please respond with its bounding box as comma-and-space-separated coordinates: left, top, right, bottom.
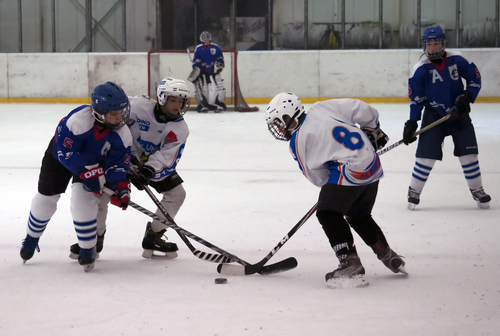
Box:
26, 192, 61, 238
410, 158, 436, 192
71, 183, 99, 249
96, 193, 111, 236
459, 154, 483, 190
151, 184, 187, 232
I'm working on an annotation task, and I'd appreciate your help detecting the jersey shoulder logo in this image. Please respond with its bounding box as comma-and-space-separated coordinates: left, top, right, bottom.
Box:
165, 131, 178, 144
448, 64, 459, 80
210, 48, 216, 55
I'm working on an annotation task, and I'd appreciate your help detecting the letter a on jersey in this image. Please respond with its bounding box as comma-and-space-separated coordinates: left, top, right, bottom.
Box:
430, 69, 444, 83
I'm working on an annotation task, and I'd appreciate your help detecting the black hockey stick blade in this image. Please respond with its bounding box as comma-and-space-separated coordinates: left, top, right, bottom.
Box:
217, 257, 298, 276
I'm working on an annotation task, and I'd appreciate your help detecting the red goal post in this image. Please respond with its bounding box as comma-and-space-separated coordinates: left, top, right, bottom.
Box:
147, 49, 258, 112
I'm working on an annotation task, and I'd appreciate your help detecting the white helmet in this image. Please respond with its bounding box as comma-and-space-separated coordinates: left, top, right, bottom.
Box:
265, 92, 305, 141
200, 31, 212, 45
156, 77, 191, 119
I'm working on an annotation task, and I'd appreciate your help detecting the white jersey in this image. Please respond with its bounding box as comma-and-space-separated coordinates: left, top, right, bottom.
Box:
289, 99, 383, 187
128, 95, 189, 182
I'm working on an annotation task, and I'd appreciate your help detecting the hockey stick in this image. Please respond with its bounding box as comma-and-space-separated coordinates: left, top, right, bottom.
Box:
103, 187, 297, 275
218, 203, 317, 276
376, 113, 451, 156
141, 183, 232, 263
219, 113, 451, 275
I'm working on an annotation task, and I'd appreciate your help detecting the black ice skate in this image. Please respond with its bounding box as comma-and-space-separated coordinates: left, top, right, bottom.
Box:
20, 234, 40, 264
142, 222, 178, 259
407, 186, 421, 210
470, 187, 491, 209
325, 254, 369, 289
372, 240, 408, 275
78, 246, 96, 272
69, 231, 105, 260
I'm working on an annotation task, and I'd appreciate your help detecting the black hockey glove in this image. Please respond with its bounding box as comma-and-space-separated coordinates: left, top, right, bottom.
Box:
403, 120, 418, 145
453, 91, 473, 118
110, 182, 131, 210
129, 165, 155, 190
363, 125, 389, 150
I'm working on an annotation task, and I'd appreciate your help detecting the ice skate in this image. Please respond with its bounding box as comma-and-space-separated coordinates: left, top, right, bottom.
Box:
470, 187, 491, 209
325, 254, 369, 289
69, 231, 105, 260
372, 240, 408, 275
142, 222, 178, 259
407, 186, 421, 210
20, 234, 40, 264
78, 246, 96, 272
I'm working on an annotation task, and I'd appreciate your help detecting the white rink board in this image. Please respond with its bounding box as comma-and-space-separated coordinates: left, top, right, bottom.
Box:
0, 54, 7, 97
7, 53, 88, 98
2, 49, 500, 99
88, 53, 149, 98
238, 50, 320, 98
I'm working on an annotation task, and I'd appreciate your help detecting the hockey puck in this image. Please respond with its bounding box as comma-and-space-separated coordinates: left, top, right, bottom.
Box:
215, 278, 227, 284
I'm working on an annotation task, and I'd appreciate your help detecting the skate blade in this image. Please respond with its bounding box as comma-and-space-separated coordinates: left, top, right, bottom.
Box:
83, 263, 95, 272
397, 265, 409, 276
70, 252, 99, 260
142, 249, 178, 259
326, 274, 369, 289
23, 260, 27, 265
407, 203, 417, 210
477, 201, 490, 209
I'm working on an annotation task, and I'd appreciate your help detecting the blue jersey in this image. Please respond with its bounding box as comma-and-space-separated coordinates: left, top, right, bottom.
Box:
192, 43, 224, 76
53, 105, 132, 188
408, 51, 481, 121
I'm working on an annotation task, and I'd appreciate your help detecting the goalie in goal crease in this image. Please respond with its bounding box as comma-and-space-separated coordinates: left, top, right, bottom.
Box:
188, 31, 227, 113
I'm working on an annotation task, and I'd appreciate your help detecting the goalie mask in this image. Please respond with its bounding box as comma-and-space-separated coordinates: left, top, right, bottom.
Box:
156, 77, 191, 121
200, 31, 212, 46
266, 92, 305, 141
422, 26, 446, 61
91, 81, 130, 130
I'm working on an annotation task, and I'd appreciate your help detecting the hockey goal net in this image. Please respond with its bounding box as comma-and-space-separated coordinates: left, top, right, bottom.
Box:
147, 49, 258, 112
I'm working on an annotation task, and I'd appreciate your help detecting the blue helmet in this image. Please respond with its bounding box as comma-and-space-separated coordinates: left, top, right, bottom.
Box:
422, 26, 446, 60
91, 81, 130, 130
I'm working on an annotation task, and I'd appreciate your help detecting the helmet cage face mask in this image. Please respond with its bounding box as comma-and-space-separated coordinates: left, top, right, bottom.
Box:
422, 26, 446, 60
200, 31, 212, 46
91, 81, 130, 130
266, 93, 304, 141
92, 102, 130, 131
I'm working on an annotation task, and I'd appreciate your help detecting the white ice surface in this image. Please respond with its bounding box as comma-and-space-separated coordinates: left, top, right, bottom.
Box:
1, 103, 500, 336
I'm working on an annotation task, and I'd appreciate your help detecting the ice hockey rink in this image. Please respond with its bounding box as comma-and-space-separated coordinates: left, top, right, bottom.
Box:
1, 102, 499, 336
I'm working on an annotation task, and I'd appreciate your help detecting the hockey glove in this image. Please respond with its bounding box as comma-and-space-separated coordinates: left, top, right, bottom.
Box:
403, 120, 418, 145
363, 125, 389, 150
453, 91, 472, 118
80, 166, 105, 195
129, 165, 155, 190
110, 182, 131, 210
214, 61, 224, 74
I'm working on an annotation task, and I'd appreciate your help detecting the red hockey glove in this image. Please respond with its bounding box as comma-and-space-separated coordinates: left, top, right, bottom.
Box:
111, 182, 131, 210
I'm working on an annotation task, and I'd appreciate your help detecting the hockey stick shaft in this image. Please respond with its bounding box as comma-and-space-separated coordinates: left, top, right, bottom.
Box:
103, 186, 246, 265
104, 187, 297, 274
376, 114, 450, 156
141, 184, 233, 264
218, 203, 318, 276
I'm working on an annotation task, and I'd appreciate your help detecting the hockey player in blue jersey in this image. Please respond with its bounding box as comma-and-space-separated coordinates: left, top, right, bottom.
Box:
266, 93, 407, 289
403, 26, 490, 210
189, 31, 226, 112
20, 82, 132, 272
68, 77, 190, 260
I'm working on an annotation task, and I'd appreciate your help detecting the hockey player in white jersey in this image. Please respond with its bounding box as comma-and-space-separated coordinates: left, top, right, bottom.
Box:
21, 82, 132, 272
266, 93, 407, 288
69, 77, 190, 259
